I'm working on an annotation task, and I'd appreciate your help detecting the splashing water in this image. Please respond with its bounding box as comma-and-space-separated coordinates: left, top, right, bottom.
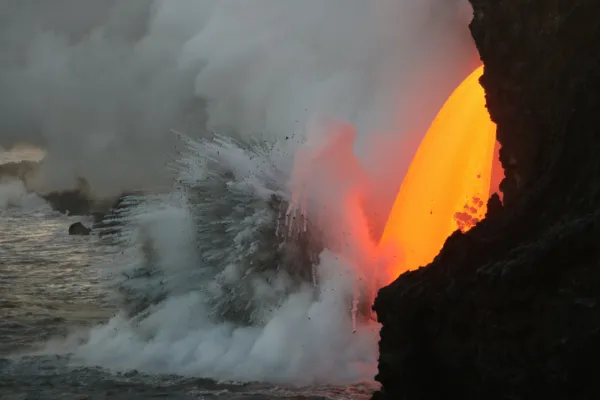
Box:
54, 132, 379, 386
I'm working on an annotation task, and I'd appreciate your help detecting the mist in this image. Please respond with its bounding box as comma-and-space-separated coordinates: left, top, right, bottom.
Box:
0, 0, 476, 199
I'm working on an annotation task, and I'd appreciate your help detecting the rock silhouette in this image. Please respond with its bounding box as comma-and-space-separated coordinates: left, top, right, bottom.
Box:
68, 222, 91, 236
373, 1, 600, 399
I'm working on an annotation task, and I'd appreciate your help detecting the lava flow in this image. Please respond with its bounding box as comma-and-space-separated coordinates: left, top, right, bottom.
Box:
378, 66, 497, 283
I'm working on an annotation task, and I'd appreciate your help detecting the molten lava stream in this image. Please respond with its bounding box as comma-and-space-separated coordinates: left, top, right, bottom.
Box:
378, 66, 497, 283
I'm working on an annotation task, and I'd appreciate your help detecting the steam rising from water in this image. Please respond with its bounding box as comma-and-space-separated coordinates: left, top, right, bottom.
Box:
1, 0, 474, 199
0, 179, 47, 211
64, 134, 379, 385
5, 0, 478, 386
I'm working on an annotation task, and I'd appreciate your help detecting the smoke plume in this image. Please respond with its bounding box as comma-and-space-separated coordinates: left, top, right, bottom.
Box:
0, 0, 476, 203
18, 0, 482, 384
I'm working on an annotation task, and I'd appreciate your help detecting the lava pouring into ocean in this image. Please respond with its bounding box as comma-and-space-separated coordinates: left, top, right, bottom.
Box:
378, 66, 498, 283
287, 66, 498, 310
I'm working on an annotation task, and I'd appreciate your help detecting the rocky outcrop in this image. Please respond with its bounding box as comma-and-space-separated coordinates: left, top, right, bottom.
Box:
0, 162, 126, 217
39, 176, 141, 223
373, 1, 600, 399
68, 222, 91, 236
40, 177, 94, 216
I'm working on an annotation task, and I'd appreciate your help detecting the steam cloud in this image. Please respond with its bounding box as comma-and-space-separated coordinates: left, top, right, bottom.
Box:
8, 0, 482, 386
0, 0, 475, 201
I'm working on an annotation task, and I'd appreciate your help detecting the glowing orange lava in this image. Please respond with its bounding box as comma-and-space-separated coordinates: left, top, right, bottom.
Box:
378, 66, 497, 283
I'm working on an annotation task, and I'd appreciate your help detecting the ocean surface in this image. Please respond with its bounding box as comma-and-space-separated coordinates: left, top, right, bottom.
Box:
0, 194, 377, 399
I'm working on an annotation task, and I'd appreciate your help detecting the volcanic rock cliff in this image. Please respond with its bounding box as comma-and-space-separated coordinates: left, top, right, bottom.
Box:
373, 1, 600, 399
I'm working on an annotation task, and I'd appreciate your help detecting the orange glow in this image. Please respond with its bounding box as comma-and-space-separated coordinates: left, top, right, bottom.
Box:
378, 66, 497, 283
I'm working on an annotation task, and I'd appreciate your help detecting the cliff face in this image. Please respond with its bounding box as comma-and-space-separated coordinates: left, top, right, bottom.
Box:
373, 1, 600, 399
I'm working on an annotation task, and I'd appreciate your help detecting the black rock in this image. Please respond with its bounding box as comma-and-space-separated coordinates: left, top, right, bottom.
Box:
68, 222, 91, 236
373, 1, 600, 399
41, 177, 92, 216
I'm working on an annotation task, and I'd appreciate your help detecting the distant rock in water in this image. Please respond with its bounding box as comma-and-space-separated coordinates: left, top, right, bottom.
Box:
39, 176, 143, 225
68, 222, 91, 236
0, 162, 127, 218
43, 189, 92, 216
41, 177, 93, 216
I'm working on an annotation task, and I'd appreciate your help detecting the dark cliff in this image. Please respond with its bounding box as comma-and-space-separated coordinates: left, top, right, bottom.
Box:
374, 1, 600, 399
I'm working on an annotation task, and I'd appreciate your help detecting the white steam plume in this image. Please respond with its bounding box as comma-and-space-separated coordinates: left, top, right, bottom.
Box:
0, 0, 475, 203
22, 0, 480, 386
